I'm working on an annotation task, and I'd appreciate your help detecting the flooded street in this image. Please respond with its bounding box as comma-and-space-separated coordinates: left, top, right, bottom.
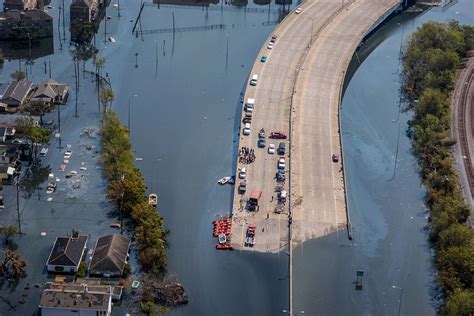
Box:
0, 0, 292, 315
0, 0, 472, 315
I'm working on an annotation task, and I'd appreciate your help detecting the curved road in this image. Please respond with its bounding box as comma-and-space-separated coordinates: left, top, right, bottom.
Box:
232, 0, 402, 252
231, 0, 350, 252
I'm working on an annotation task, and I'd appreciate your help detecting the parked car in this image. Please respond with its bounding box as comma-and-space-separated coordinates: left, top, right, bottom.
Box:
242, 117, 252, 124
295, 7, 303, 14
270, 132, 287, 139
276, 169, 285, 182
278, 157, 286, 169
270, 35, 277, 43
278, 142, 286, 155
332, 153, 340, 162
267, 43, 274, 50
268, 143, 275, 154
245, 103, 254, 112
250, 74, 258, 86
261, 55, 267, 62
243, 123, 251, 136
258, 138, 266, 148
239, 167, 247, 179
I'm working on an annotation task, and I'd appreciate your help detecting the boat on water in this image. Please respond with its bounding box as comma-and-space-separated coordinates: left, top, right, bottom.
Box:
218, 233, 227, 244
148, 193, 157, 206
218, 176, 235, 185
218, 176, 231, 185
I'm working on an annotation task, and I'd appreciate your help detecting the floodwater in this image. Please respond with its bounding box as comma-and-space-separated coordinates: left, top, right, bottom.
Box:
0, 0, 472, 315
293, 1, 473, 315
0, 0, 293, 315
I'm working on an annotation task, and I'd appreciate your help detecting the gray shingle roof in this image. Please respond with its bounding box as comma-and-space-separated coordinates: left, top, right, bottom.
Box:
90, 234, 130, 275
47, 235, 88, 267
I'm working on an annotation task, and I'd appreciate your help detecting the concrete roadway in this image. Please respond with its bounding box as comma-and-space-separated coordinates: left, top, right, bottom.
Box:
291, 0, 403, 242
231, 0, 344, 252
231, 0, 402, 252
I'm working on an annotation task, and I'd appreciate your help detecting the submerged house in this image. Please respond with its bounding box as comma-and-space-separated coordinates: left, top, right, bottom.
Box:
46, 233, 88, 273
30, 79, 69, 106
3, 0, 37, 11
70, 0, 99, 24
39, 283, 113, 316
0, 80, 32, 107
89, 234, 130, 277
0, 9, 53, 40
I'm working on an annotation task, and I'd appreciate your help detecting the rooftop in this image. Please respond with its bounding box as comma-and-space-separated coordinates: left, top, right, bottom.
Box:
47, 234, 88, 267
39, 288, 111, 311
90, 234, 130, 274
1, 80, 32, 103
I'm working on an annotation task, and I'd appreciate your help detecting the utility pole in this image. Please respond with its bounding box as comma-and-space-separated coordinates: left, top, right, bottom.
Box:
172, 12, 175, 35
225, 34, 229, 71
57, 103, 62, 150
74, 57, 79, 117
62, 0, 65, 42
120, 174, 125, 235
128, 94, 138, 136
16, 181, 21, 235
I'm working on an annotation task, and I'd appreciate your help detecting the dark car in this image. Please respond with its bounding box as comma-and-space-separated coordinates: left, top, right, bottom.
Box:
276, 170, 285, 182
278, 142, 286, 155
270, 132, 287, 139
242, 117, 252, 124
258, 138, 266, 148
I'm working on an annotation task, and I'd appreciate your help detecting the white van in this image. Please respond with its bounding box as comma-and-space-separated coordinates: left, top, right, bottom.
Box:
245, 98, 255, 112
250, 74, 258, 86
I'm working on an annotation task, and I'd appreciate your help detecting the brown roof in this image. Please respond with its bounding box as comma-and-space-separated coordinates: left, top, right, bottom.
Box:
39, 288, 111, 311
1, 80, 32, 103
90, 234, 130, 274
32, 79, 69, 100
47, 235, 88, 267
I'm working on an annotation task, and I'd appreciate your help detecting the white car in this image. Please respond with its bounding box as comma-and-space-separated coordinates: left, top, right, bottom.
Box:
278, 157, 286, 169
243, 123, 251, 136
268, 144, 275, 154
267, 43, 274, 50
239, 167, 247, 179
295, 7, 303, 14
64, 150, 72, 159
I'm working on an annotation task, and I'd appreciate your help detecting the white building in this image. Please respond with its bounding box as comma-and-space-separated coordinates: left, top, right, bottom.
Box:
39, 283, 112, 316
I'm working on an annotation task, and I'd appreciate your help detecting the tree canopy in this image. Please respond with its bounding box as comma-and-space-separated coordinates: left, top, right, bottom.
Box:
402, 20, 474, 312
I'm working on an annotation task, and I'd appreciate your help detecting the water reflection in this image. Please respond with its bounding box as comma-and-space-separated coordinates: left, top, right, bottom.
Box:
0, 37, 54, 61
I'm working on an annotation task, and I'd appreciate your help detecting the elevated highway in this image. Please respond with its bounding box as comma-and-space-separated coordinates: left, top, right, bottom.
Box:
231, 0, 403, 254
